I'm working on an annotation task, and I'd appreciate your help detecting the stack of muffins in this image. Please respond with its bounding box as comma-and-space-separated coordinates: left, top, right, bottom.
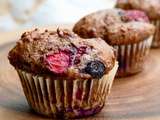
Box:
8, 0, 157, 119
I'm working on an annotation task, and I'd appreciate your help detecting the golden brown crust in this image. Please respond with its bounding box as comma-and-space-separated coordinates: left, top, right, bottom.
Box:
116, 0, 160, 20
8, 28, 116, 79
73, 9, 155, 45
107, 22, 154, 45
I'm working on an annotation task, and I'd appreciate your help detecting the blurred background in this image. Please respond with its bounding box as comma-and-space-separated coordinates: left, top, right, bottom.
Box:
0, 0, 116, 32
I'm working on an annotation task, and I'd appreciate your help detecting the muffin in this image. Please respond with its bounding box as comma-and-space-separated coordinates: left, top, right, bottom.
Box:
73, 9, 155, 77
8, 28, 118, 118
116, 0, 160, 48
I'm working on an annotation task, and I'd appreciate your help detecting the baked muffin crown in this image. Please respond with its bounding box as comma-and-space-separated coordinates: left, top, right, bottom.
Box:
8, 28, 116, 79
73, 9, 155, 45
116, 0, 160, 20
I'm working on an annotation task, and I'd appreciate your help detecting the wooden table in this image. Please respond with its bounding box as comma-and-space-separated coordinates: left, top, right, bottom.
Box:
0, 27, 160, 120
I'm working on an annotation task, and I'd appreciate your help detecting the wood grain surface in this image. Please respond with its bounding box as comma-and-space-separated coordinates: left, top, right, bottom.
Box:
0, 28, 160, 120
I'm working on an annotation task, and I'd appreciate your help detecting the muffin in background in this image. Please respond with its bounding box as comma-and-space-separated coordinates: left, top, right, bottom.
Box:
73, 9, 155, 77
116, 0, 160, 48
8, 28, 118, 118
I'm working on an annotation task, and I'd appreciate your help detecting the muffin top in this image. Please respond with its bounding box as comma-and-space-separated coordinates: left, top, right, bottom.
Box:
73, 9, 155, 45
8, 28, 116, 79
116, 0, 160, 20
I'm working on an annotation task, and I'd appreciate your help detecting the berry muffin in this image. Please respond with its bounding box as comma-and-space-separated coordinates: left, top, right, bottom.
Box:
8, 28, 118, 118
116, 0, 160, 48
73, 9, 155, 77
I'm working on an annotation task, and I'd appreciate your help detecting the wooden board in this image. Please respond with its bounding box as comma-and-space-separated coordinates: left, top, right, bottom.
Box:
0, 28, 160, 120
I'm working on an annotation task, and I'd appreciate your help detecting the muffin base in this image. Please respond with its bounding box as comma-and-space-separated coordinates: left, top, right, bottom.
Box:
16, 62, 118, 118
114, 37, 152, 77
151, 20, 160, 48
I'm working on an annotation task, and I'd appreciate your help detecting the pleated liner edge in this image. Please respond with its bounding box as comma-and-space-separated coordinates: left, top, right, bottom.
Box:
16, 62, 118, 118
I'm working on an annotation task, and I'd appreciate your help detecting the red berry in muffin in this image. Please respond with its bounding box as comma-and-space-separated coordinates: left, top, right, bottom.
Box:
122, 10, 149, 22
44, 51, 70, 74
74, 46, 87, 64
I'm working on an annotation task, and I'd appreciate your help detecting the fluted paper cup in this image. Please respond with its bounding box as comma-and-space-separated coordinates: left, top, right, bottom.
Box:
16, 62, 118, 119
113, 37, 152, 77
151, 20, 160, 48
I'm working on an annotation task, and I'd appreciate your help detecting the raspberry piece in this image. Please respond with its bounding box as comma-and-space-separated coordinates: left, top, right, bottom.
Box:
74, 54, 81, 64
78, 46, 87, 54
74, 46, 87, 64
122, 10, 149, 22
44, 51, 70, 74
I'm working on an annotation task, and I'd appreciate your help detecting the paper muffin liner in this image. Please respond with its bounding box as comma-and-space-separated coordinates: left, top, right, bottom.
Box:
16, 62, 118, 118
113, 37, 152, 77
151, 20, 160, 48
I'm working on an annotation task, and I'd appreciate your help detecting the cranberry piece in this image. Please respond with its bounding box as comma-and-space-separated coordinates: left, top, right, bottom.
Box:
122, 10, 149, 22
44, 51, 70, 74
78, 46, 87, 54
74, 46, 87, 64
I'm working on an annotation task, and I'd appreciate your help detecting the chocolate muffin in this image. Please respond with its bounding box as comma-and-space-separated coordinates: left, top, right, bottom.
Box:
116, 0, 160, 48
8, 28, 118, 118
73, 9, 155, 77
